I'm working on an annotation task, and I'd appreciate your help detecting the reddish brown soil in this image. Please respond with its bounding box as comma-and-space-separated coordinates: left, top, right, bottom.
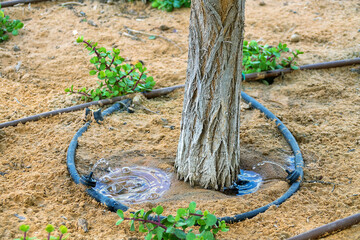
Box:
0, 0, 359, 239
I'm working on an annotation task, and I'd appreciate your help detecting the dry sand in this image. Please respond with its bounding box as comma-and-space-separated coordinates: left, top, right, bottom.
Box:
0, 0, 359, 239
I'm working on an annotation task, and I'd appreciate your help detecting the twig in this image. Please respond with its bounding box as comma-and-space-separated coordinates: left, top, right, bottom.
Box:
60, 2, 86, 6
304, 180, 337, 192
122, 32, 144, 42
124, 27, 183, 53
14, 97, 26, 107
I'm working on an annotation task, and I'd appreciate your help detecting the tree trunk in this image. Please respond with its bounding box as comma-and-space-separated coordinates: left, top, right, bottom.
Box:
175, 0, 245, 190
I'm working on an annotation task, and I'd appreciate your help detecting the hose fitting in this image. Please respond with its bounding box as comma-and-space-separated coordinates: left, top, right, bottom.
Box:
286, 169, 301, 184
80, 172, 97, 187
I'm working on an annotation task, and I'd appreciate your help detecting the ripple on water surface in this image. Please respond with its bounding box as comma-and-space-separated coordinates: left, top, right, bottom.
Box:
93, 166, 171, 204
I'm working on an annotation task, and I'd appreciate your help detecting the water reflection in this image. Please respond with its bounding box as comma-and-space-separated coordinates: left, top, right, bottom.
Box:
93, 166, 171, 204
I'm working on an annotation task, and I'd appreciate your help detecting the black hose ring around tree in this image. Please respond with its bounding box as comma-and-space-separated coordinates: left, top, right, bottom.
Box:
66, 92, 304, 222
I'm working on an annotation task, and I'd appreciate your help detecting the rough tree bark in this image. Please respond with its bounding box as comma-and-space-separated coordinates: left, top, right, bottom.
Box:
175, 0, 245, 190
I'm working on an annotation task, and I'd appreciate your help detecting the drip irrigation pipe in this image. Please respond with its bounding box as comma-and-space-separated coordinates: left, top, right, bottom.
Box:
1, 58, 358, 130
0, 0, 49, 8
0, 91, 164, 129
288, 212, 360, 240
244, 58, 360, 82
66, 91, 304, 223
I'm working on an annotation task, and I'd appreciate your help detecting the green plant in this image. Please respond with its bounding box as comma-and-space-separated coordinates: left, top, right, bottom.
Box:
65, 36, 155, 101
116, 202, 229, 240
150, 0, 191, 12
14, 224, 69, 240
0, 6, 24, 42
242, 40, 303, 74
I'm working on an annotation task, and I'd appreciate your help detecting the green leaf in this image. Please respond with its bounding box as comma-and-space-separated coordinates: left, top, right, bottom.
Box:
76, 36, 84, 43
11, 29, 18, 36
19, 225, 30, 232
186, 232, 196, 240
59, 225, 68, 234
154, 227, 165, 240
153, 205, 164, 215
167, 215, 175, 223
89, 70, 97, 75
98, 47, 106, 53
188, 202, 197, 214
130, 221, 135, 231
116, 219, 124, 225
105, 70, 113, 77
100, 63, 106, 70
0, 10, 4, 18
151, 1, 160, 8
174, 229, 187, 239
138, 223, 147, 233
166, 226, 174, 234
143, 210, 153, 220
291, 65, 299, 70
148, 35, 156, 40
185, 216, 196, 227
145, 232, 152, 240
16, 22, 24, 29
202, 231, 215, 240
205, 214, 218, 227
99, 71, 106, 78
177, 208, 186, 217
114, 59, 123, 65
197, 219, 206, 226
45, 224, 55, 233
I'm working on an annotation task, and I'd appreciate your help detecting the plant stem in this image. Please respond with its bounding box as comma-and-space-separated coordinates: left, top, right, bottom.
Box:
82, 40, 110, 70
47, 232, 51, 240
132, 72, 143, 91
124, 217, 168, 230
59, 234, 63, 240
114, 68, 135, 85
108, 56, 115, 70
69, 90, 91, 97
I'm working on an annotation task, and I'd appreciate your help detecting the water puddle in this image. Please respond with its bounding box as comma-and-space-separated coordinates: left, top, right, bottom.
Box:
93, 166, 171, 204
224, 169, 263, 196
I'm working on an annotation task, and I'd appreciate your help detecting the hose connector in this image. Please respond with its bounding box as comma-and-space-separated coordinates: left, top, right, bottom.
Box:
80, 172, 97, 187
286, 169, 301, 184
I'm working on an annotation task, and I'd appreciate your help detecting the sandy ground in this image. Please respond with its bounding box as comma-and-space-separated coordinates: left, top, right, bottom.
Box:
0, 0, 360, 239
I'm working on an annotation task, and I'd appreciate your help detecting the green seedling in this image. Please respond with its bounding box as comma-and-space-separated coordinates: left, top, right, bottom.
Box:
150, 0, 191, 12
116, 201, 229, 240
14, 224, 69, 240
0, 6, 24, 42
65, 36, 155, 101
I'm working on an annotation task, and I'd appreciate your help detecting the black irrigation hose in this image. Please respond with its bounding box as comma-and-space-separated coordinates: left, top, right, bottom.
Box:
288, 212, 360, 240
0, 0, 49, 8
66, 91, 304, 223
2, 58, 359, 130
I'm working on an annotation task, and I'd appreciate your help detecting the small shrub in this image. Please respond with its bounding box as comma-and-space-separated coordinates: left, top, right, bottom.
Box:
66, 36, 155, 101
116, 201, 229, 240
242, 40, 303, 73
150, 0, 191, 12
14, 224, 69, 240
0, 6, 24, 42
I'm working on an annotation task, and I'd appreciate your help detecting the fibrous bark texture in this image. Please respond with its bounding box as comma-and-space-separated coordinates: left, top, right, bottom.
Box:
175, 0, 245, 190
